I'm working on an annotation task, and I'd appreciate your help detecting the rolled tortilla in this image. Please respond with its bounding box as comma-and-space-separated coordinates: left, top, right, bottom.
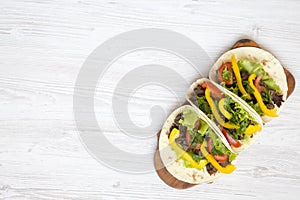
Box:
159, 105, 235, 184
209, 47, 288, 123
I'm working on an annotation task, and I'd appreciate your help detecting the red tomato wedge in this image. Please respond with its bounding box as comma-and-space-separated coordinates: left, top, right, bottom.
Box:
201, 81, 225, 100
207, 136, 229, 162
194, 142, 201, 150
218, 62, 234, 85
185, 130, 192, 145
221, 128, 242, 148
207, 137, 213, 154
214, 154, 229, 162
254, 74, 266, 93
186, 130, 201, 150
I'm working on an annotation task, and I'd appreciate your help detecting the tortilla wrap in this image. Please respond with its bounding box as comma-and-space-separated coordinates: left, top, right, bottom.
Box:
158, 105, 235, 184
186, 78, 263, 153
209, 47, 288, 122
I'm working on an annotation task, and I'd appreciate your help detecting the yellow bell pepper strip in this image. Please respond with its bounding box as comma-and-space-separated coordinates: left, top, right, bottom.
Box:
205, 88, 240, 129
200, 140, 236, 174
218, 98, 232, 120
169, 128, 208, 170
248, 74, 278, 117
231, 55, 251, 100
244, 124, 262, 135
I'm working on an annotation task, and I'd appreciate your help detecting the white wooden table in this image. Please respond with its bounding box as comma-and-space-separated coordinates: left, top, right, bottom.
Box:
1, 0, 299, 199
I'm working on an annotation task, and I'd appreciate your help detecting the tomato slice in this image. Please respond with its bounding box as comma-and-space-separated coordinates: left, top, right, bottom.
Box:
214, 154, 229, 162
218, 62, 233, 85
185, 130, 192, 145
186, 130, 201, 150
207, 137, 213, 154
194, 142, 201, 150
207, 136, 229, 162
201, 81, 225, 100
254, 74, 266, 93
221, 128, 242, 148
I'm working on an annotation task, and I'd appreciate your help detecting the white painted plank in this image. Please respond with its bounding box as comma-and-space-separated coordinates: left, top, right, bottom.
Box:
0, 0, 300, 199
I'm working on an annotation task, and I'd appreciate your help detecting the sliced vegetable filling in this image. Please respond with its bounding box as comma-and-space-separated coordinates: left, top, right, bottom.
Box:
189, 81, 261, 148
216, 55, 284, 117
168, 108, 236, 175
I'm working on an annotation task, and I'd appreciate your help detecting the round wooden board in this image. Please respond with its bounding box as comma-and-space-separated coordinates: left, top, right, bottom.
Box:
154, 39, 296, 189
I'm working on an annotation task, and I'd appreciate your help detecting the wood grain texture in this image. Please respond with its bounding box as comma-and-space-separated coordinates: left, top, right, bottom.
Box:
0, 0, 300, 199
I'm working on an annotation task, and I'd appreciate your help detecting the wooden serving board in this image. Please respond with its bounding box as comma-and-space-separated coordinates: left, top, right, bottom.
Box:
154, 39, 296, 189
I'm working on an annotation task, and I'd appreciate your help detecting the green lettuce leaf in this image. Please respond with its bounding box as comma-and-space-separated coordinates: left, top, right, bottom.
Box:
237, 60, 281, 92
221, 82, 239, 95
198, 120, 209, 136
180, 109, 198, 131
223, 96, 257, 139
196, 96, 212, 115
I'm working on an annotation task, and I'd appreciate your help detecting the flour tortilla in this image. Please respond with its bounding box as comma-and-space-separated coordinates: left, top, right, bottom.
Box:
158, 105, 234, 184
209, 47, 288, 123
186, 78, 263, 153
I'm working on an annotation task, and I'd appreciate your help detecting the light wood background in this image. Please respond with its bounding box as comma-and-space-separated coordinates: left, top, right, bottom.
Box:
0, 0, 299, 199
